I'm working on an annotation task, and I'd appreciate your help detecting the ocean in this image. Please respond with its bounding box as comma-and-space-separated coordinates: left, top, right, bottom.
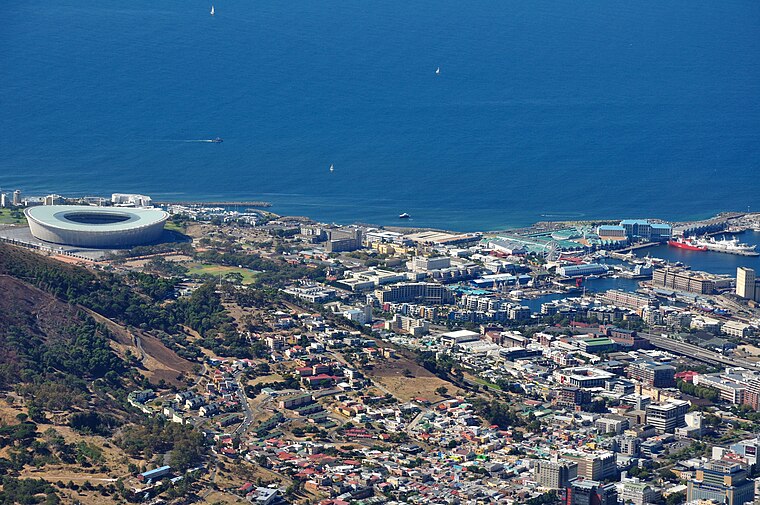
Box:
2, 0, 759, 231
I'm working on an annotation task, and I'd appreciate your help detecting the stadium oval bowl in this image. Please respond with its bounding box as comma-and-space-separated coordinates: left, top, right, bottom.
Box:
25, 205, 169, 248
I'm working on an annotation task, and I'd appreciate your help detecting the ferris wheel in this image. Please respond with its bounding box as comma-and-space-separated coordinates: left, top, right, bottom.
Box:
542, 240, 560, 261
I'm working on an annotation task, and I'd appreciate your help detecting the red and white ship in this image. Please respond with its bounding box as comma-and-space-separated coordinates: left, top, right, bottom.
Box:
667, 236, 707, 251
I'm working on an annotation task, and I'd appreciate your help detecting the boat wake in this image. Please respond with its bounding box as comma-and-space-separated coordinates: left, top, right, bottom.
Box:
146, 139, 223, 143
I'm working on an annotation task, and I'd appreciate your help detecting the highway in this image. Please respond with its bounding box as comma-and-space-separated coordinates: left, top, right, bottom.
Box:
643, 332, 760, 372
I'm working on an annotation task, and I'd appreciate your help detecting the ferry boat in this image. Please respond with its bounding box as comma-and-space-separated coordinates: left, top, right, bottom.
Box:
694, 236, 759, 256
667, 236, 707, 251
399, 213, 411, 219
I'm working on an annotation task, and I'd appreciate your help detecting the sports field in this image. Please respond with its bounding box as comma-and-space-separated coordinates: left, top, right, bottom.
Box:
186, 263, 258, 284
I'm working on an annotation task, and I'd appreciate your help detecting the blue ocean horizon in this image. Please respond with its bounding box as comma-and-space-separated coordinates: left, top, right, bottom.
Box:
2, 0, 759, 231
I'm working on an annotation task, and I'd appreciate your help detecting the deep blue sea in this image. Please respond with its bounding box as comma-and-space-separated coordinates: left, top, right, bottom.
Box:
2, 0, 759, 230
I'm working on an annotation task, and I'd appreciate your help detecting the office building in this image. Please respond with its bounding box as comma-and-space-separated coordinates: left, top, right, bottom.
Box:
652, 268, 716, 294
43, 194, 65, 206
535, 460, 578, 489
12, 190, 21, 206
619, 219, 672, 241
374, 282, 454, 304
620, 479, 661, 505
111, 193, 153, 207
627, 360, 676, 388
553, 367, 616, 389
595, 415, 629, 435
601, 290, 657, 311
325, 228, 362, 253
564, 452, 616, 482
408, 256, 451, 272
729, 438, 760, 466
619, 436, 641, 457
555, 387, 591, 408
694, 370, 760, 405
675, 411, 704, 438
745, 379, 760, 411
736, 267, 758, 301
645, 400, 689, 433
565, 479, 618, 505
384, 314, 429, 337
686, 461, 754, 505
722, 320, 754, 338
342, 305, 373, 325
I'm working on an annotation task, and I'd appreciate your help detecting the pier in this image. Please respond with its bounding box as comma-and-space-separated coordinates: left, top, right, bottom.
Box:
157, 201, 272, 208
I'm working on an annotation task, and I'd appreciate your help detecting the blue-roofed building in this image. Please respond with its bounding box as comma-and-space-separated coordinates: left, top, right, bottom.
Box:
619, 219, 671, 241
138, 465, 171, 482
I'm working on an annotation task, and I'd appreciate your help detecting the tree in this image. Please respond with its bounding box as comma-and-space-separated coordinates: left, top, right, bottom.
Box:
435, 386, 448, 397
665, 491, 685, 505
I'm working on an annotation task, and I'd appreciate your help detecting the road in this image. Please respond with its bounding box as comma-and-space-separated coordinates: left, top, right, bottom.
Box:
234, 372, 255, 435
643, 332, 760, 371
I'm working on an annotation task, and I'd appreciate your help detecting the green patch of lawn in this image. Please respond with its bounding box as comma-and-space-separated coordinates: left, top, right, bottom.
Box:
186, 263, 258, 284
470, 376, 502, 391
0, 208, 26, 225
164, 221, 186, 233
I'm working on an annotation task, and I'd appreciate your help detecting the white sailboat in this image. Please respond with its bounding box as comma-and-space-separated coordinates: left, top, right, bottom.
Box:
329, 164, 334, 172
435, 67, 440, 75
210, 5, 215, 15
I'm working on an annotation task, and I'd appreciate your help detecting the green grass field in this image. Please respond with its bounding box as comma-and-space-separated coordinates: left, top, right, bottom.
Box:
186, 263, 258, 284
164, 221, 186, 233
0, 209, 26, 225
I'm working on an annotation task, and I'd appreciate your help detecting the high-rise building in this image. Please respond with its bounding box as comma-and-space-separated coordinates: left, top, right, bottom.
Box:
0, 193, 7, 208
736, 267, 757, 301
535, 460, 578, 489
555, 387, 592, 408
44, 194, 64, 206
627, 360, 676, 388
686, 461, 755, 505
565, 479, 618, 505
564, 452, 616, 482
745, 379, 760, 411
12, 190, 21, 206
618, 436, 641, 457
325, 228, 363, 253
645, 400, 689, 434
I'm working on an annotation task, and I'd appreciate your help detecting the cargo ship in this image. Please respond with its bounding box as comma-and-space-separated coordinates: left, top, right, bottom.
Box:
667, 237, 707, 251
694, 236, 759, 256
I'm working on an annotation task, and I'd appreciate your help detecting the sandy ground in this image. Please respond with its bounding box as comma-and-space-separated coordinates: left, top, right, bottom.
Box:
365, 356, 464, 402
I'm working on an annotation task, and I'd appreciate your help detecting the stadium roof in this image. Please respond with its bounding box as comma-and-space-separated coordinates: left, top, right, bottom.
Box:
26, 205, 168, 232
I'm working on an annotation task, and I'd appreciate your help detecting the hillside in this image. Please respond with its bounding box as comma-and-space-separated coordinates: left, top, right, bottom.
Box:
0, 244, 210, 503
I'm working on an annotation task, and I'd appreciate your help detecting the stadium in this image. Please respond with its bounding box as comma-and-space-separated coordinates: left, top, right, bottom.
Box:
25, 205, 169, 248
